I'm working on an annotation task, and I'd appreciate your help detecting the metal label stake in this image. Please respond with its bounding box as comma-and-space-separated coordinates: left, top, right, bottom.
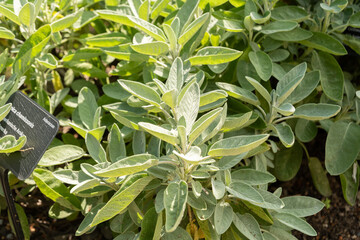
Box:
0, 91, 59, 239
0, 168, 24, 240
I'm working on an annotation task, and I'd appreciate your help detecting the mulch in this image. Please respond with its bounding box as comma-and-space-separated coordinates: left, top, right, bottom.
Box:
275, 129, 360, 240
277, 162, 360, 240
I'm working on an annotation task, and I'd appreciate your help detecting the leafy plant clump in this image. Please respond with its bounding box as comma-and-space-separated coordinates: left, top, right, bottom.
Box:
0, 53, 27, 154
1, 0, 360, 239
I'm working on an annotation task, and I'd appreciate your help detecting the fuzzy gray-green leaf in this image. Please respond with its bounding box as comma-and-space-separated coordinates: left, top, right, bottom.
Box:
94, 154, 158, 178
325, 121, 360, 175
249, 51, 272, 81
91, 176, 153, 227
164, 181, 188, 232
294, 104, 341, 120
209, 134, 269, 157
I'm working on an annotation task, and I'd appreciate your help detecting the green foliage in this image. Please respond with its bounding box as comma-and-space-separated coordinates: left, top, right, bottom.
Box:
0, 76, 26, 154
3, 0, 360, 238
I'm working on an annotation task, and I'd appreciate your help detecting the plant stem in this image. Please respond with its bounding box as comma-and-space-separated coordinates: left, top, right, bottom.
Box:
264, 0, 269, 12
254, 1, 264, 14
249, 29, 253, 42
102, 182, 119, 191
187, 204, 193, 224
300, 47, 314, 59
146, 114, 165, 123
158, 161, 179, 166
272, 115, 295, 124
322, 11, 331, 33
334, 105, 350, 121
266, 104, 275, 124
175, 144, 183, 153
328, 24, 348, 34
161, 108, 173, 124
256, 34, 266, 44
253, 31, 262, 42
256, 105, 267, 118
12, 38, 24, 44
298, 140, 310, 160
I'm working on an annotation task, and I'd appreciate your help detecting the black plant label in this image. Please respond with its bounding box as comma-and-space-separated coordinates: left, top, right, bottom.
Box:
0, 91, 59, 180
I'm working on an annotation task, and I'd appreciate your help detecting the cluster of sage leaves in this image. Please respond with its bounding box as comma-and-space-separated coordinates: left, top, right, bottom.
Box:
0, 27, 29, 154
1, 0, 360, 239
0, 74, 26, 154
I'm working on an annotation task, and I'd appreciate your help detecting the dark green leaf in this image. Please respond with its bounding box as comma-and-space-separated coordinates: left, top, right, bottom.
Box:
309, 157, 332, 197
261, 21, 298, 34
274, 142, 303, 181
295, 119, 318, 143
294, 103, 341, 120
249, 51, 272, 81
276, 196, 324, 217
340, 164, 360, 206
274, 213, 316, 236
269, 28, 312, 42
285, 70, 320, 104
300, 32, 347, 56
271, 6, 310, 22
312, 51, 344, 101
325, 121, 360, 175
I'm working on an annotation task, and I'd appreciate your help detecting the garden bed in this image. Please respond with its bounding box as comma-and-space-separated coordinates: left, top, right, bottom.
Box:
1, 0, 360, 239
1, 168, 359, 240
1, 133, 359, 240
